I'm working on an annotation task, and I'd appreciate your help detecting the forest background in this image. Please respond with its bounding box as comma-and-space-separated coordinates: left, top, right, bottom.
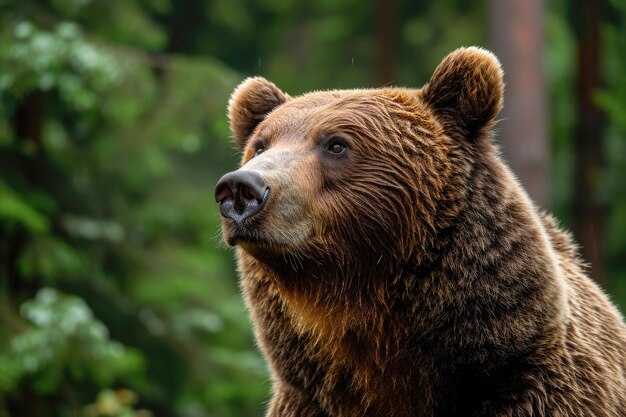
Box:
0, 1, 625, 416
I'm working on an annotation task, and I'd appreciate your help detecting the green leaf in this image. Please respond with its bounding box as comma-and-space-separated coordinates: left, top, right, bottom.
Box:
0, 182, 49, 232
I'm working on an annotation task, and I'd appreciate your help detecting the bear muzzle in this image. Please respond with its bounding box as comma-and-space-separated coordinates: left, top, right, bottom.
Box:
215, 170, 270, 224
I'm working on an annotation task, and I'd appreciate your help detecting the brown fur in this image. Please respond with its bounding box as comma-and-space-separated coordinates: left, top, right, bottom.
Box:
219, 47, 626, 417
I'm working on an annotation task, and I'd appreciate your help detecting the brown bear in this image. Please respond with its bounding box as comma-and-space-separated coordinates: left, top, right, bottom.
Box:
215, 47, 626, 417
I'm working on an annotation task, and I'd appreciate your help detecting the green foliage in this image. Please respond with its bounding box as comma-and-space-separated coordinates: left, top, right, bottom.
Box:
0, 2, 261, 416
83, 388, 152, 417
602, 0, 626, 308
0, 1, 624, 417
0, 288, 144, 392
0, 21, 120, 109
0, 180, 49, 232
546, 0, 626, 308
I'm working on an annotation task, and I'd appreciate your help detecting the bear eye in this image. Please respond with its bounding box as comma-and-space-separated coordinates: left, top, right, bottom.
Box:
255, 146, 264, 157
326, 141, 347, 156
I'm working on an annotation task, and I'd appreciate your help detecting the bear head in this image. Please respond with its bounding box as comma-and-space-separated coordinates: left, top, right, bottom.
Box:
216, 47, 504, 300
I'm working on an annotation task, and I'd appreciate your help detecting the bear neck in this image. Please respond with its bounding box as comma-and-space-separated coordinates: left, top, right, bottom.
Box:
414, 150, 569, 366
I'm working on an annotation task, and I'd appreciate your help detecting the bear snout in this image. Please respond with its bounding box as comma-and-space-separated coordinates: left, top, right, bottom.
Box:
215, 170, 270, 224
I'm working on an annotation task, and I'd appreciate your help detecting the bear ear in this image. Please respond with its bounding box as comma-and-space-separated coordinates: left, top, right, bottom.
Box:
227, 77, 290, 150
421, 47, 504, 141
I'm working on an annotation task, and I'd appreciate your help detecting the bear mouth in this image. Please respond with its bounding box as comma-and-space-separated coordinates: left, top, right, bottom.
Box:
222, 220, 285, 249
221, 218, 311, 255
229, 233, 298, 261
230, 232, 264, 247
222, 221, 262, 246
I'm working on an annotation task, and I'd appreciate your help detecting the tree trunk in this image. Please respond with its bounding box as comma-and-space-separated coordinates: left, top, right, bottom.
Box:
488, 0, 549, 208
165, 0, 206, 54
374, 0, 396, 86
13, 90, 45, 153
5, 91, 46, 302
571, 0, 606, 285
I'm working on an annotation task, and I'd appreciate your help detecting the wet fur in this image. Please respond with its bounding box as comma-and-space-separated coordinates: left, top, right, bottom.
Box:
224, 47, 626, 417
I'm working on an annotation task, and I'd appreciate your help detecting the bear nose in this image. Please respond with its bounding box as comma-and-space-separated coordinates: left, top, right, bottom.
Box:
215, 170, 270, 222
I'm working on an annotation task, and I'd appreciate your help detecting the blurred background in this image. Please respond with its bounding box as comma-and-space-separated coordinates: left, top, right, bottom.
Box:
0, 0, 624, 416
